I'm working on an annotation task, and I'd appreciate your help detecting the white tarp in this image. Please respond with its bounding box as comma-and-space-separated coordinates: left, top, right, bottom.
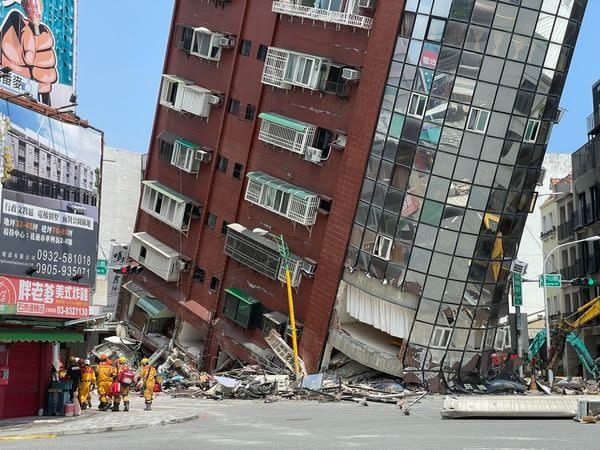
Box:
345, 284, 413, 339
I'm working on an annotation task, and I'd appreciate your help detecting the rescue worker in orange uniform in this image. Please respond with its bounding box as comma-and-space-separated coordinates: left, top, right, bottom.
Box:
77, 359, 96, 410
112, 356, 134, 412
95, 354, 116, 411
137, 358, 157, 411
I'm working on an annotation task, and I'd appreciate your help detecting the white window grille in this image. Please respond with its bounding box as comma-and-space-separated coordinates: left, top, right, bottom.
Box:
171, 139, 211, 173
466, 108, 490, 134
431, 327, 452, 349
258, 112, 316, 155
224, 223, 304, 287
244, 172, 321, 226
408, 93, 428, 118
524, 119, 541, 143
141, 180, 197, 232
271, 1, 373, 30
160, 74, 215, 117
130, 232, 182, 282
261, 47, 326, 90
372, 235, 393, 260
190, 28, 223, 61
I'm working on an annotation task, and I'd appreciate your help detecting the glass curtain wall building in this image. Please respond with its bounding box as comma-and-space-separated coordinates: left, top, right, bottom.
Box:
334, 0, 587, 388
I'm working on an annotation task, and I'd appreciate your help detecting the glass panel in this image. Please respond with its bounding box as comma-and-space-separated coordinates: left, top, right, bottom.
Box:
444, 21, 468, 48
508, 35, 531, 62
464, 25, 489, 53
432, 151, 456, 178
493, 4, 517, 32
458, 51, 482, 78
420, 199, 444, 226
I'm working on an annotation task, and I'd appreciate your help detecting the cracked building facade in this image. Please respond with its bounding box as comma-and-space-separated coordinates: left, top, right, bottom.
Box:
126, 0, 587, 384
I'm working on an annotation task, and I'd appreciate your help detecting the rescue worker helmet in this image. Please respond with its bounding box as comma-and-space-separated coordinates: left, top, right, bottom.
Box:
118, 356, 127, 364
141, 358, 149, 365
100, 354, 108, 361
83, 359, 91, 365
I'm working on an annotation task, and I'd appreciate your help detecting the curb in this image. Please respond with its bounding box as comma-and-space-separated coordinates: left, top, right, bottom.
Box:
0, 412, 202, 440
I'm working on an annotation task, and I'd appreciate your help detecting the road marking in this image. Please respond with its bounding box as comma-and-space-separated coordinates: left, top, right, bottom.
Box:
0, 433, 56, 440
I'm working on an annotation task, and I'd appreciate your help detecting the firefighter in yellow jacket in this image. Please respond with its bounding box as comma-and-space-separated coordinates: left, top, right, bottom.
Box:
95, 354, 116, 411
137, 358, 157, 411
78, 359, 96, 410
112, 356, 134, 412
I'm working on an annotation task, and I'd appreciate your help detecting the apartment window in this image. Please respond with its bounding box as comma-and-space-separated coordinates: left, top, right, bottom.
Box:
191, 29, 221, 60
408, 93, 427, 118
217, 155, 229, 173
178, 25, 194, 52
227, 98, 240, 115
244, 104, 256, 121
524, 119, 541, 143
372, 235, 393, 260
466, 108, 490, 133
221, 220, 230, 236
232, 163, 243, 179
257, 44, 268, 61
193, 266, 206, 283
245, 172, 321, 226
209, 275, 220, 292
431, 327, 452, 349
157, 131, 176, 161
141, 181, 195, 231
285, 54, 318, 87
171, 140, 210, 173
223, 288, 260, 329
494, 328, 511, 351
240, 39, 252, 56
206, 212, 217, 229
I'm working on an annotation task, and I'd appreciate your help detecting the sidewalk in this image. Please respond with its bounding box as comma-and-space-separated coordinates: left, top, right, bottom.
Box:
0, 395, 207, 440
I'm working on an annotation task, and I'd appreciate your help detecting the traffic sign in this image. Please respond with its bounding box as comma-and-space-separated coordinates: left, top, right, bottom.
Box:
539, 273, 561, 287
96, 259, 108, 276
512, 273, 523, 306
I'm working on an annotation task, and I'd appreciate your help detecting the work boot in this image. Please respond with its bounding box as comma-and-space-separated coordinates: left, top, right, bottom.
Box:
98, 401, 106, 411
144, 402, 152, 411
112, 403, 120, 412
123, 401, 129, 412
81, 403, 87, 411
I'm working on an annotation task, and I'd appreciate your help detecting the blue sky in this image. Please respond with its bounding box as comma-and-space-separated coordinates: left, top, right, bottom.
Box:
77, 0, 174, 152
76, 1, 599, 154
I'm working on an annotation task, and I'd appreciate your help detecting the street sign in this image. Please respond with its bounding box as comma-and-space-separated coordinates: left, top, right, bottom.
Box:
512, 273, 523, 306
539, 274, 561, 287
96, 259, 108, 276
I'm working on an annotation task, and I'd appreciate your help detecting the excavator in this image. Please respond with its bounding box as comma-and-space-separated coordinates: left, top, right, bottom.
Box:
526, 296, 600, 379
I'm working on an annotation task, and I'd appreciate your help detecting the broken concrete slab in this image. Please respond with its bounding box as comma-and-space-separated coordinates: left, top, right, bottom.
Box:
441, 395, 598, 419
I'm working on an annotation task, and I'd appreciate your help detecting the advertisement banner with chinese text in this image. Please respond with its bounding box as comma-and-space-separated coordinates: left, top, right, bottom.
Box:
0, 274, 89, 318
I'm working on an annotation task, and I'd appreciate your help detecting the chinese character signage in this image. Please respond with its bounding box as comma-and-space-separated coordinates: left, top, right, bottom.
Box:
0, 99, 101, 288
0, 274, 89, 318
0, 0, 76, 107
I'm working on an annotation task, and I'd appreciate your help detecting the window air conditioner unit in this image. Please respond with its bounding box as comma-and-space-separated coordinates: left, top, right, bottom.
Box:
304, 146, 322, 163
342, 67, 361, 81
219, 36, 235, 48
262, 311, 287, 338
209, 94, 223, 105
176, 259, 189, 271
302, 257, 318, 276
194, 148, 211, 164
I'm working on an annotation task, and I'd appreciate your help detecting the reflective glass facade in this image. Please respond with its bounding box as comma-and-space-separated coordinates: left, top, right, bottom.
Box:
339, 0, 586, 387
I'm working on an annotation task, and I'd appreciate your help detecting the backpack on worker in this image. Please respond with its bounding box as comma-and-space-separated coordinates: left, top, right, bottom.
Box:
120, 368, 135, 386
109, 381, 121, 396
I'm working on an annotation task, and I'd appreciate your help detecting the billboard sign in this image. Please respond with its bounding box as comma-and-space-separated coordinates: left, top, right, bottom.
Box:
0, 274, 89, 318
0, 0, 77, 107
0, 99, 101, 289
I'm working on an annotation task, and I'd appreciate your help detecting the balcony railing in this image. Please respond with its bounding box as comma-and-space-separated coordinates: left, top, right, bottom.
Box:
587, 109, 600, 136
272, 1, 373, 30
557, 217, 575, 242
320, 80, 351, 99
560, 264, 577, 281
540, 226, 556, 240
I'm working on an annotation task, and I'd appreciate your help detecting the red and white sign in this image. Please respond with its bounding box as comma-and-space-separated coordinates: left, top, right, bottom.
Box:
0, 275, 89, 319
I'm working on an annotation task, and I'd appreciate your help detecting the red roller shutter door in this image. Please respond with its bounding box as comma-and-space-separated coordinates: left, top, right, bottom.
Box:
3, 342, 43, 419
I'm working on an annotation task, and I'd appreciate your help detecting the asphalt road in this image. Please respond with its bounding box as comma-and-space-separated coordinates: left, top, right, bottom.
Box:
3, 396, 598, 449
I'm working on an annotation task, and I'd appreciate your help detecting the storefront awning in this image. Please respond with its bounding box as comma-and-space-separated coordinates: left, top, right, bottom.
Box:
136, 297, 175, 319
0, 328, 83, 343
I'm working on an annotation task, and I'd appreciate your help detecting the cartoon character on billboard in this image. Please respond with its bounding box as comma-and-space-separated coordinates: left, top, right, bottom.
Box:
1, 0, 57, 104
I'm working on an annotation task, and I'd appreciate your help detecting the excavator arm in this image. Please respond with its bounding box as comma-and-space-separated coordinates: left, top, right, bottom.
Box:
569, 296, 600, 329
566, 332, 600, 380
